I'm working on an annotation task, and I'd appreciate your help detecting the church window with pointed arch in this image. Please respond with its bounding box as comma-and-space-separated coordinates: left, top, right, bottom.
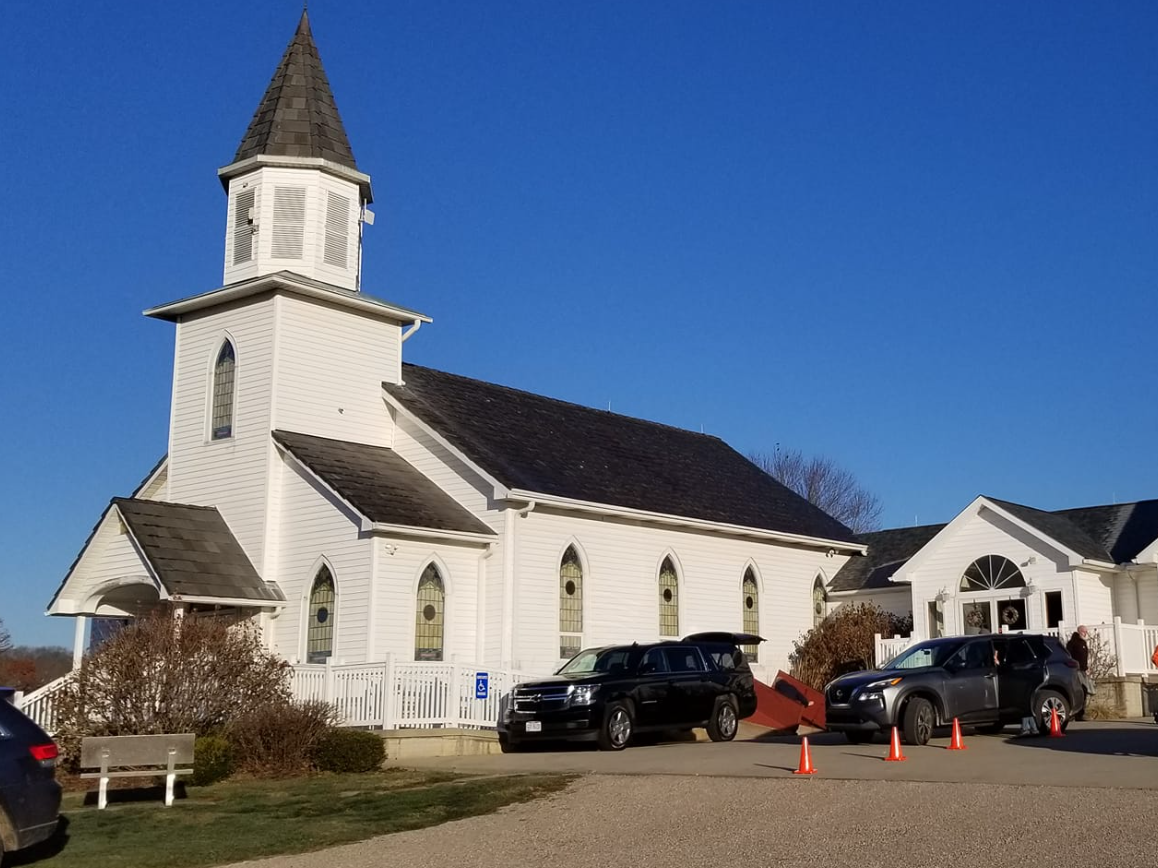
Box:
742, 568, 759, 661
812, 577, 827, 627
211, 340, 236, 440
306, 566, 335, 663
415, 564, 446, 661
659, 557, 679, 637
559, 546, 584, 659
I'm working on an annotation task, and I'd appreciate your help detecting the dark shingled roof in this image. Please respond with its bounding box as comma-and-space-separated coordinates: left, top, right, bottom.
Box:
273, 430, 495, 537
829, 524, 946, 592
383, 364, 858, 544
233, 11, 358, 170
831, 497, 1158, 593
114, 498, 283, 603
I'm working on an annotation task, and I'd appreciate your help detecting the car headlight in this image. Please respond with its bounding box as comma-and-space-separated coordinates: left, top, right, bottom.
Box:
862, 677, 903, 692
570, 685, 599, 706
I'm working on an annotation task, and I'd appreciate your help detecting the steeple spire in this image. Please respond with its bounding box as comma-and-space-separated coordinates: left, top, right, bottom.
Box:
233, 10, 358, 170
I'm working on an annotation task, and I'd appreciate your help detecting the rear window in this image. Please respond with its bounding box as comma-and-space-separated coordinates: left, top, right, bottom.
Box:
663, 647, 706, 673
698, 643, 749, 673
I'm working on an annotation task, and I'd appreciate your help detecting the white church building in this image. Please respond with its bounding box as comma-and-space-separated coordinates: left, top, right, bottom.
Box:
40, 13, 866, 727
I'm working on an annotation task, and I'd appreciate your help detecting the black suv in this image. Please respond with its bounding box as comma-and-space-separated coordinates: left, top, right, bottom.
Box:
825, 634, 1085, 745
0, 691, 62, 857
497, 633, 762, 751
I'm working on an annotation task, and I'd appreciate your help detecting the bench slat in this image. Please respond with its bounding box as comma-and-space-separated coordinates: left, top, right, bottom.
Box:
80, 769, 194, 779
80, 734, 196, 768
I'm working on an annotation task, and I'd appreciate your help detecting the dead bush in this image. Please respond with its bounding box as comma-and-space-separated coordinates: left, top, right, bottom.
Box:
790, 603, 911, 690
54, 609, 292, 763
228, 700, 336, 777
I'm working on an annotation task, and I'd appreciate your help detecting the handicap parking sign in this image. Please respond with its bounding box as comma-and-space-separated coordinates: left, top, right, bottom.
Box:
475, 672, 489, 700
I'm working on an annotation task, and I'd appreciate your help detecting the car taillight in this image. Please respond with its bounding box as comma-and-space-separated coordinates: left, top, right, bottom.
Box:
29, 743, 58, 762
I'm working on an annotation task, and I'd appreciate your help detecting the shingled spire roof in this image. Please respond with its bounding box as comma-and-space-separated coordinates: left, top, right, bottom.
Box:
233, 10, 358, 170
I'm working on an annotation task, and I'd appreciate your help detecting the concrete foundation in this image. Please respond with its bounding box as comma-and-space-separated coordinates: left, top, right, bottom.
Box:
379, 729, 503, 760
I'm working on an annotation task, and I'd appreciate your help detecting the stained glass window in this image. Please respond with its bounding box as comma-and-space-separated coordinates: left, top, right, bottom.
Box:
211, 341, 236, 440
812, 577, 827, 628
742, 568, 759, 662
559, 546, 583, 659
415, 564, 445, 661
659, 557, 679, 637
306, 566, 334, 663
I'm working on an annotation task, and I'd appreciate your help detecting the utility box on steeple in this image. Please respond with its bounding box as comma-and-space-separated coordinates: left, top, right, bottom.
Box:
217, 11, 372, 292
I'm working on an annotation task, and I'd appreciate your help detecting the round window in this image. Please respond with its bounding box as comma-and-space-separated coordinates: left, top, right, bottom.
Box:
745, 595, 754, 609
662, 588, 673, 603
423, 604, 437, 622
315, 607, 329, 624
565, 580, 576, 596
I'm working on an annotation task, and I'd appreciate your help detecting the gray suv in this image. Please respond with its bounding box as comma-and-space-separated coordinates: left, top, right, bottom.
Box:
825, 634, 1085, 745
1, 691, 61, 857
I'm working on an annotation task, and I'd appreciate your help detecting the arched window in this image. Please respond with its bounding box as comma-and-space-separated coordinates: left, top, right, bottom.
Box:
211, 340, 236, 440
559, 546, 583, 660
658, 556, 679, 637
812, 577, 827, 628
959, 555, 1025, 592
414, 564, 445, 661
306, 566, 335, 663
742, 568, 759, 662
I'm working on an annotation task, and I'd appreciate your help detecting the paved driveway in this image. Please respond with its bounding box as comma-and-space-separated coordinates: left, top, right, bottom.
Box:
400, 720, 1158, 789
227, 774, 1158, 868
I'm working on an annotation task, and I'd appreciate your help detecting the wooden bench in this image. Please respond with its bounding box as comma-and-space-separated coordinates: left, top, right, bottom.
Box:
80, 734, 195, 809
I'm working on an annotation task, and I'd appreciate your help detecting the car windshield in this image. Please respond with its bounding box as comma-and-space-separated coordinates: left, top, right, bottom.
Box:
885, 640, 963, 670
556, 648, 634, 676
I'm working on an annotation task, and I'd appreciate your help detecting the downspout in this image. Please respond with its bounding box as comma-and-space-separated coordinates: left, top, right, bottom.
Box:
476, 542, 496, 665
500, 500, 536, 669
401, 320, 423, 343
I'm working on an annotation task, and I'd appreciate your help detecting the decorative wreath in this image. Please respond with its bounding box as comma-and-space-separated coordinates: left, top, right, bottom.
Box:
965, 607, 984, 627
1001, 605, 1020, 626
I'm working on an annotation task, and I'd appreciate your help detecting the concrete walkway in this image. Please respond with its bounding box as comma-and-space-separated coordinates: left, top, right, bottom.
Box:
398, 720, 1158, 789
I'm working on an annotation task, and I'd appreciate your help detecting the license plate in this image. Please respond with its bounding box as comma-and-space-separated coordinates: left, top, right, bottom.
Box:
525, 721, 542, 733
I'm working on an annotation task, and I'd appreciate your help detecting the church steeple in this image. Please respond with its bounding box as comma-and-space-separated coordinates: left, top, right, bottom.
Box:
233, 11, 358, 171
218, 11, 373, 291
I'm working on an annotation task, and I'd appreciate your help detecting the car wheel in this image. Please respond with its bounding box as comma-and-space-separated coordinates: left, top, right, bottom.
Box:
498, 732, 522, 753
901, 697, 935, 746
707, 696, 739, 742
598, 700, 633, 751
1036, 689, 1069, 735
844, 731, 872, 744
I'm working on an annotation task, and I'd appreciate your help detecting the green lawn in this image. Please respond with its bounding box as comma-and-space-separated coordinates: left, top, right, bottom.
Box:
14, 770, 573, 868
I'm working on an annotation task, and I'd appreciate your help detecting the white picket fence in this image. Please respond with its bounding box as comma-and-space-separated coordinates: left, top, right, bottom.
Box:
290, 659, 542, 729
874, 618, 1158, 675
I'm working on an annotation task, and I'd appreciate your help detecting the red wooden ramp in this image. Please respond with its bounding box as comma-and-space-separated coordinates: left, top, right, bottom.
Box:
746, 671, 826, 732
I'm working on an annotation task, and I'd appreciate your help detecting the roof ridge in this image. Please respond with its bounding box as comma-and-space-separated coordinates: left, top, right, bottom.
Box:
398, 363, 727, 442
113, 496, 218, 512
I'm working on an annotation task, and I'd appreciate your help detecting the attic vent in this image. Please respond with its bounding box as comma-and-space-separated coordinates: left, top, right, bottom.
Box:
271, 186, 306, 259
323, 192, 350, 268
232, 189, 256, 265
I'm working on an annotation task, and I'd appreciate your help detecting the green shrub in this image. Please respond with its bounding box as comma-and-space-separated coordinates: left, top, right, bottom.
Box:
312, 729, 385, 774
227, 700, 336, 777
191, 735, 234, 786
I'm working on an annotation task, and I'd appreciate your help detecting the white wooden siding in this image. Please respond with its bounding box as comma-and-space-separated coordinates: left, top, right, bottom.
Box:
168, 298, 276, 574
508, 507, 850, 676
1074, 569, 1115, 626
271, 458, 372, 663
1138, 567, 1158, 623
137, 465, 168, 501
902, 509, 1075, 639
390, 416, 497, 521
53, 511, 156, 614
272, 294, 401, 442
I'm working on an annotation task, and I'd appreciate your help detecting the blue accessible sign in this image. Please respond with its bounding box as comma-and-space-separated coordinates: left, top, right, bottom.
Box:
475, 672, 489, 700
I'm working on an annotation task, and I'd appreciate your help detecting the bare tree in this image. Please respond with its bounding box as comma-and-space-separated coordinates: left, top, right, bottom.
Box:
751, 447, 883, 534
0, 618, 10, 656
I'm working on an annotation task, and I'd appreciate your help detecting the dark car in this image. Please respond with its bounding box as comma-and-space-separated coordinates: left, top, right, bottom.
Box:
824, 634, 1085, 746
497, 632, 763, 751
0, 690, 62, 858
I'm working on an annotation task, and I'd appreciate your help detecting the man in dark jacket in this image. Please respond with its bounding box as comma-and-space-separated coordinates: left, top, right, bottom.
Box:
1067, 625, 1090, 672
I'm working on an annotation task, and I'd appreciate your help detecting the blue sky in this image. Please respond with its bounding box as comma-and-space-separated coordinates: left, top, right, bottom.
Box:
3, 2, 1156, 646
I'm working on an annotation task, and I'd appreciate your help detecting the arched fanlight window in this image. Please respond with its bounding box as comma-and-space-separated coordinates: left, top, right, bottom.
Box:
742, 568, 759, 662
306, 566, 335, 663
414, 564, 446, 661
959, 555, 1025, 592
812, 577, 827, 628
211, 340, 236, 440
658, 556, 679, 637
559, 546, 584, 660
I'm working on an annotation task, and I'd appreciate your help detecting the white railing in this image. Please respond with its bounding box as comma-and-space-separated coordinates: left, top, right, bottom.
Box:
13, 675, 71, 734
874, 634, 915, 667
290, 658, 543, 730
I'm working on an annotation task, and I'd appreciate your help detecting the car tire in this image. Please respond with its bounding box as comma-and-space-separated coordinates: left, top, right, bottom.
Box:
1035, 689, 1070, 735
498, 731, 523, 753
707, 696, 739, 742
598, 700, 634, 751
844, 731, 872, 744
901, 696, 935, 746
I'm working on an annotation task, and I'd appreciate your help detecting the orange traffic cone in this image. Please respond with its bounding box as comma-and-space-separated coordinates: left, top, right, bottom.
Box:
885, 726, 907, 762
1049, 706, 1065, 738
793, 736, 818, 775
947, 717, 967, 751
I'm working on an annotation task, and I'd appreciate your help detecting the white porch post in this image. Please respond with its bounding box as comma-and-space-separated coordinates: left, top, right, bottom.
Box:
1113, 616, 1126, 677
72, 615, 87, 668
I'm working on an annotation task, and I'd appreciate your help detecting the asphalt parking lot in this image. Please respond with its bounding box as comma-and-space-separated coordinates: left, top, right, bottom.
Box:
401, 719, 1158, 789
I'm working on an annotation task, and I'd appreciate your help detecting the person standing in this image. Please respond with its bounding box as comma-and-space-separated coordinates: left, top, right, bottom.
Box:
1067, 625, 1090, 673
